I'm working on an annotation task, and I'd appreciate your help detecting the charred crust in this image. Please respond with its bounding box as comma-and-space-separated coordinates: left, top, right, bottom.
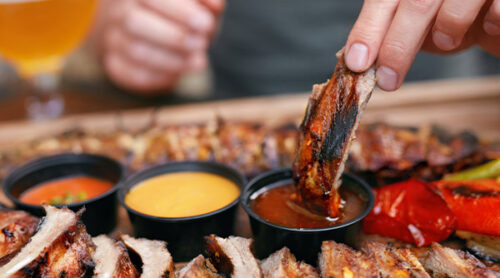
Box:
205, 235, 233, 276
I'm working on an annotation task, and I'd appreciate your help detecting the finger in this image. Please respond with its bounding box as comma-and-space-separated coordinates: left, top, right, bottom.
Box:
345, 0, 399, 72
140, 0, 216, 33
377, 0, 443, 91
198, 0, 226, 15
185, 51, 208, 71
122, 7, 206, 53
106, 27, 187, 72
104, 53, 177, 92
484, 0, 500, 35
433, 0, 487, 51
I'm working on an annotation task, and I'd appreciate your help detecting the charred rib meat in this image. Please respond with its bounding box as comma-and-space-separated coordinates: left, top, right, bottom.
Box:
92, 235, 138, 278
177, 255, 221, 278
260, 247, 318, 278
205, 235, 262, 278
319, 241, 379, 278
0, 206, 39, 265
293, 49, 375, 217
121, 234, 174, 278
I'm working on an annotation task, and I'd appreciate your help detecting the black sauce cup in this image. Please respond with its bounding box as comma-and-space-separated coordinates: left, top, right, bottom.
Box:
241, 168, 374, 265
117, 161, 246, 262
3, 153, 124, 236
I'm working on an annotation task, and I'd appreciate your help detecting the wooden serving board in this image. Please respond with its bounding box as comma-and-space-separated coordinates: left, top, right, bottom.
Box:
0, 75, 499, 238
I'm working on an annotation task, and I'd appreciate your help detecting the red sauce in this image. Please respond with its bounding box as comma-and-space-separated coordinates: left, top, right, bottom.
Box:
249, 184, 365, 229
19, 176, 113, 205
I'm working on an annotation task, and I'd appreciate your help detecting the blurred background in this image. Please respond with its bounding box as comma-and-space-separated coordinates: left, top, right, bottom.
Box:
0, 0, 498, 122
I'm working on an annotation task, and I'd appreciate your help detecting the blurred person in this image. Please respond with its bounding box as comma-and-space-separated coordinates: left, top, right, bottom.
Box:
92, 0, 500, 97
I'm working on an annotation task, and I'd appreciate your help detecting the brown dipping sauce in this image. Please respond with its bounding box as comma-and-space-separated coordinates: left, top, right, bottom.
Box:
249, 184, 365, 229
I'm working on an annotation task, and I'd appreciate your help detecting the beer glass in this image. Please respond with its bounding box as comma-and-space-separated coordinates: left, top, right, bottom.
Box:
0, 0, 97, 119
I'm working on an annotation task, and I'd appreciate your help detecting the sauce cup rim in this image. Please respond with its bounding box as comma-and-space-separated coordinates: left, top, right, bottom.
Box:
2, 153, 125, 210
117, 161, 246, 222
240, 168, 375, 233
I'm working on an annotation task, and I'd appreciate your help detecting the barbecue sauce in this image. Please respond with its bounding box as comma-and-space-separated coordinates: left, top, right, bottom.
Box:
249, 184, 365, 229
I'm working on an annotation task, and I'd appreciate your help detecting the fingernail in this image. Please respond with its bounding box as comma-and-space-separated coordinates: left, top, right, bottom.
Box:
190, 11, 213, 32
346, 43, 369, 72
484, 21, 500, 35
185, 36, 206, 51
376, 66, 398, 91
433, 31, 456, 51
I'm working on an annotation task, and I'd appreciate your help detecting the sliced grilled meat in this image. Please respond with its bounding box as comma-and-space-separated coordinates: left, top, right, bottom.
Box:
0, 206, 39, 264
205, 235, 262, 278
121, 234, 174, 278
92, 235, 138, 278
319, 241, 379, 278
0, 206, 94, 278
424, 242, 499, 278
177, 255, 221, 278
363, 242, 430, 278
293, 49, 375, 217
260, 247, 318, 278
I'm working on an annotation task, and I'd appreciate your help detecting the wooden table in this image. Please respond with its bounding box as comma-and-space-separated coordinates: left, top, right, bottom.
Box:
0, 75, 499, 237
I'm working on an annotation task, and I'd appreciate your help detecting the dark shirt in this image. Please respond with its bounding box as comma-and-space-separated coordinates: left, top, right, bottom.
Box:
209, 0, 499, 97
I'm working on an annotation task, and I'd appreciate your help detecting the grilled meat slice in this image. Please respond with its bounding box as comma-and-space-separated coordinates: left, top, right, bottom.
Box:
0, 206, 95, 278
293, 49, 375, 217
34, 220, 95, 277
319, 241, 379, 278
363, 242, 430, 278
260, 247, 318, 278
205, 235, 262, 278
177, 255, 222, 278
456, 231, 500, 263
92, 235, 138, 278
424, 242, 499, 278
0, 206, 39, 264
121, 234, 174, 278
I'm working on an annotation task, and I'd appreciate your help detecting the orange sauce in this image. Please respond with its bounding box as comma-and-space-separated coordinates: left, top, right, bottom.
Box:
19, 176, 113, 205
249, 184, 365, 229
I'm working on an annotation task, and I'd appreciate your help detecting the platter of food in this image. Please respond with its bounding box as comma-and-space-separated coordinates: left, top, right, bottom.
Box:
0, 53, 499, 277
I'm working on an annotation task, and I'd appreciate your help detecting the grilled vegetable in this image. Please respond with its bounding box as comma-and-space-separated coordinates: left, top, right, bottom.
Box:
445, 159, 500, 181
363, 179, 456, 246
434, 179, 500, 236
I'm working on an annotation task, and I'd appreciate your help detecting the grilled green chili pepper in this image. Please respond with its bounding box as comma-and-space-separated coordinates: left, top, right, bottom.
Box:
445, 159, 500, 181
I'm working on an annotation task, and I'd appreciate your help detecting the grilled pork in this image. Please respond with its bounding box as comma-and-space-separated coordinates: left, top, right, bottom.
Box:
0, 206, 39, 265
177, 255, 221, 278
121, 234, 174, 278
205, 235, 262, 278
92, 235, 138, 278
0, 206, 94, 278
363, 242, 430, 278
293, 49, 376, 217
319, 241, 379, 278
424, 242, 499, 278
260, 247, 318, 278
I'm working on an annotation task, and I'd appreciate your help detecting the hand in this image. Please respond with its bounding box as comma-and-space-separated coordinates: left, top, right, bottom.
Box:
99, 0, 224, 93
345, 0, 500, 91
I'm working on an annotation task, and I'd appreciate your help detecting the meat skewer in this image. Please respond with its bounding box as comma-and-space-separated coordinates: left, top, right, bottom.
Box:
293, 48, 376, 217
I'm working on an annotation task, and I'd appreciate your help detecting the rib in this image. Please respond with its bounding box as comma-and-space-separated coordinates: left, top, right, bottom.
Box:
424, 242, 499, 278
363, 242, 430, 278
177, 255, 222, 278
292, 48, 375, 217
0, 206, 39, 265
319, 241, 379, 278
205, 235, 262, 278
260, 247, 318, 278
0, 206, 78, 277
92, 235, 138, 278
121, 234, 174, 278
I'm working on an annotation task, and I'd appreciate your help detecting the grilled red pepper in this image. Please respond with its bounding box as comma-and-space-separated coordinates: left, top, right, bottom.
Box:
363, 179, 456, 246
433, 179, 500, 236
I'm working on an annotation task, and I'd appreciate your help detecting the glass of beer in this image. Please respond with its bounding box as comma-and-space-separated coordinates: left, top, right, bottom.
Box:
0, 0, 97, 119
